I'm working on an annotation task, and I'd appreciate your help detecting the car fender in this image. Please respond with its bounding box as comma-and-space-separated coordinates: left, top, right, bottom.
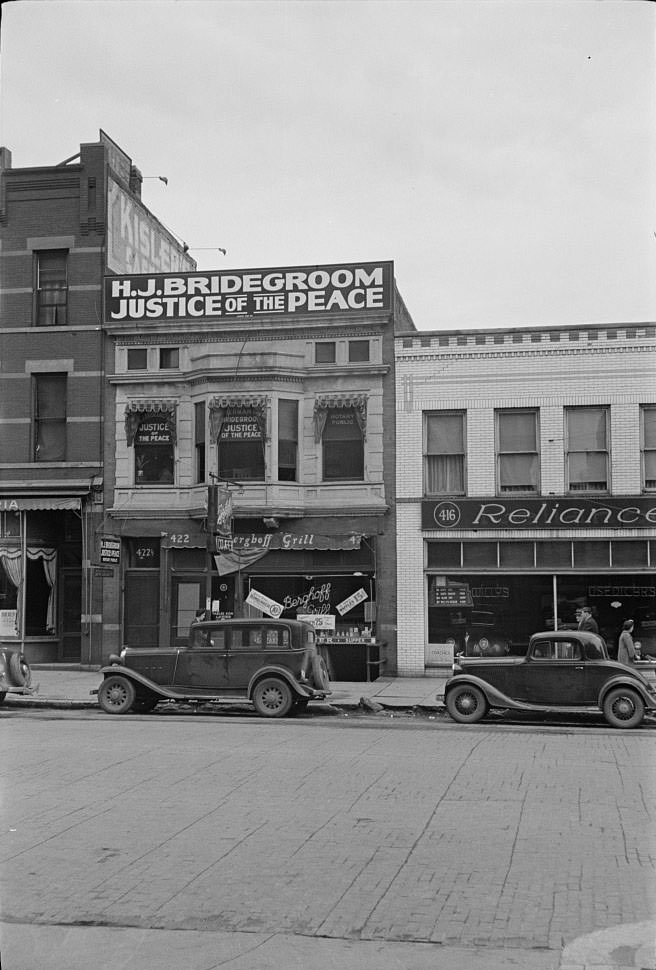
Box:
98, 665, 179, 700
597, 674, 656, 710
247, 664, 327, 700
445, 673, 528, 711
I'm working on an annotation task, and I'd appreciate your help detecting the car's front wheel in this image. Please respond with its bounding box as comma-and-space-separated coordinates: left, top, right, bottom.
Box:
252, 677, 293, 718
602, 687, 645, 729
446, 684, 488, 724
98, 676, 136, 715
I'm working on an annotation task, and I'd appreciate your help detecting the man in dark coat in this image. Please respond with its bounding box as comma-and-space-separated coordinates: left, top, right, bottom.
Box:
578, 606, 599, 635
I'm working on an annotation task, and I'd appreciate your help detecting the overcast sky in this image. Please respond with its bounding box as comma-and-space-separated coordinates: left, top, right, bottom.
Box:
1, 0, 654, 330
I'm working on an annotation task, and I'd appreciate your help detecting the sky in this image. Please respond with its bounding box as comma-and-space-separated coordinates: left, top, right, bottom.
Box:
1, 0, 654, 331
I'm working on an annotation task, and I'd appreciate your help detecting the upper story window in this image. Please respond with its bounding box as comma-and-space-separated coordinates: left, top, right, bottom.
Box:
216, 405, 265, 482
33, 373, 67, 461
194, 402, 206, 484
424, 411, 465, 495
133, 412, 175, 484
496, 409, 539, 494
159, 347, 179, 369
127, 348, 148, 370
315, 342, 336, 364
565, 406, 609, 493
322, 408, 364, 480
348, 340, 370, 362
36, 250, 67, 326
278, 399, 298, 482
641, 406, 656, 491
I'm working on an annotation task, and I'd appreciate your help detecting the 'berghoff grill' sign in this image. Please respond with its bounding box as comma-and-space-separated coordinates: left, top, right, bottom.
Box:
422, 497, 656, 530
104, 261, 392, 321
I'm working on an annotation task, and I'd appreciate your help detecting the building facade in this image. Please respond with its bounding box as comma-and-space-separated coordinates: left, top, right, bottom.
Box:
395, 323, 656, 675
0, 131, 192, 663
100, 261, 415, 677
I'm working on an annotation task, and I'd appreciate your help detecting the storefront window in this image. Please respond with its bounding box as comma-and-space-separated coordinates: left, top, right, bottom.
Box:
424, 412, 465, 495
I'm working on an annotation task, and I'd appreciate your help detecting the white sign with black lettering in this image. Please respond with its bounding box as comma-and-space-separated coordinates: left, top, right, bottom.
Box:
246, 588, 283, 618
336, 588, 368, 616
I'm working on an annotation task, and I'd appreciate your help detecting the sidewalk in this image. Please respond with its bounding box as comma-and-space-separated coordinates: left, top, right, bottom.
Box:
5, 665, 448, 712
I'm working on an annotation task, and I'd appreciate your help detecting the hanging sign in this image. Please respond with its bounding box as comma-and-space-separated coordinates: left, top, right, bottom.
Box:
100, 537, 121, 565
336, 588, 368, 616
246, 588, 283, 618
135, 419, 171, 444
297, 614, 336, 631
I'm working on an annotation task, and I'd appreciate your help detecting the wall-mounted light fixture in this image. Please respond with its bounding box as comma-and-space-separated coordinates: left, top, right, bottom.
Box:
142, 176, 169, 185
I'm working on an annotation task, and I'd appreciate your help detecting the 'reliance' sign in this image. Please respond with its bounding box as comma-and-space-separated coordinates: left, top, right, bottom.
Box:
422, 497, 656, 531
104, 261, 392, 322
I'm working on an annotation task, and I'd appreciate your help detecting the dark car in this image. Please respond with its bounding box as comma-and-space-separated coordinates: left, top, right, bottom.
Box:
96, 617, 331, 717
0, 648, 37, 703
444, 630, 656, 729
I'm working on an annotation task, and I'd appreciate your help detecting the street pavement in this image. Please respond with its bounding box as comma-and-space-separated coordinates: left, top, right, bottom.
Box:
1, 678, 655, 970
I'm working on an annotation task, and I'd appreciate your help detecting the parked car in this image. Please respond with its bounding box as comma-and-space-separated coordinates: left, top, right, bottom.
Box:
445, 630, 656, 729
95, 617, 331, 717
0, 648, 37, 703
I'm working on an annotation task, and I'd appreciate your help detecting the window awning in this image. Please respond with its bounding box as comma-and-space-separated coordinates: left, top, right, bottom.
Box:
125, 400, 177, 447
0, 497, 81, 511
209, 395, 268, 441
313, 394, 367, 442
106, 517, 206, 547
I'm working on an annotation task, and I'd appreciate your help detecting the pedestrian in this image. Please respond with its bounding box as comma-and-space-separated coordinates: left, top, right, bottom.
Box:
578, 606, 599, 635
617, 619, 636, 666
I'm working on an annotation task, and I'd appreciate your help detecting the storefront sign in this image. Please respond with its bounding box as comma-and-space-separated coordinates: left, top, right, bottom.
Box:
100, 538, 121, 564
336, 588, 368, 616
426, 641, 455, 667
0, 610, 17, 637
104, 261, 392, 321
429, 578, 473, 607
422, 497, 656, 530
245, 588, 283, 618
298, 614, 336, 631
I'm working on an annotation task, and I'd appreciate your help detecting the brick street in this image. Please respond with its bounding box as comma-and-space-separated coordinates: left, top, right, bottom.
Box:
1, 713, 654, 968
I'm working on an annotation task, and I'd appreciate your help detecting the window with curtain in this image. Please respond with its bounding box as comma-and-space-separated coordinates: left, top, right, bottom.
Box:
34, 373, 67, 461
36, 250, 68, 326
496, 409, 539, 493
218, 408, 265, 481
134, 412, 175, 484
278, 399, 298, 481
566, 407, 609, 492
424, 412, 465, 495
642, 406, 656, 491
322, 408, 364, 480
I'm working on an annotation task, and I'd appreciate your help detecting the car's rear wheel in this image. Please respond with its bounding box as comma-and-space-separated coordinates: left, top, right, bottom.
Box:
98, 676, 136, 715
8, 653, 31, 687
446, 684, 488, 724
252, 677, 293, 718
602, 687, 644, 729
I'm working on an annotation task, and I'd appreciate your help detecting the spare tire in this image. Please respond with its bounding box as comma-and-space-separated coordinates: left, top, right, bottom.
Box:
311, 652, 330, 691
8, 652, 31, 687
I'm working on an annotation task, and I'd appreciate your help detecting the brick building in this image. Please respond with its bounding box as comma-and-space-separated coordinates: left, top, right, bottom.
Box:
0, 131, 192, 663
101, 261, 415, 677
395, 323, 656, 675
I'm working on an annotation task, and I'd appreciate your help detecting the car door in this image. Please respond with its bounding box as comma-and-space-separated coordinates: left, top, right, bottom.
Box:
227, 623, 294, 691
522, 638, 587, 705
173, 626, 229, 693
